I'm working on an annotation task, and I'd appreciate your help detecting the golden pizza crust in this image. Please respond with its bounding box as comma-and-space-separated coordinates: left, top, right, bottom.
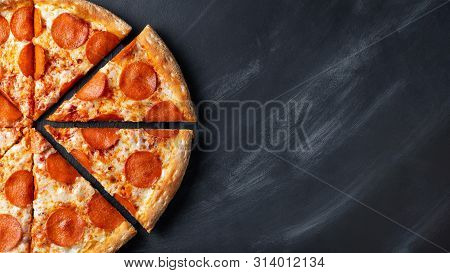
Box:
34, 0, 131, 38
45, 126, 194, 234
139, 129, 193, 231
0, 0, 32, 11
137, 25, 196, 121
82, 222, 136, 253
48, 25, 196, 122
113, 25, 196, 122
31, 130, 137, 253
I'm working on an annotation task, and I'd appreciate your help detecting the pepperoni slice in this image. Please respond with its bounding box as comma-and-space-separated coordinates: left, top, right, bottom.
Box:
81, 128, 119, 150
10, 6, 34, 41
0, 15, 9, 45
114, 193, 137, 215
119, 61, 157, 100
145, 101, 184, 122
51, 13, 89, 49
34, 45, 46, 80
0, 214, 22, 252
145, 129, 179, 140
86, 31, 119, 64
76, 72, 108, 101
0, 94, 22, 127
34, 8, 43, 37
18, 43, 34, 77
46, 207, 85, 247
125, 151, 162, 188
87, 193, 124, 231
5, 170, 34, 208
70, 149, 92, 172
19, 43, 46, 79
46, 153, 79, 185
92, 113, 123, 121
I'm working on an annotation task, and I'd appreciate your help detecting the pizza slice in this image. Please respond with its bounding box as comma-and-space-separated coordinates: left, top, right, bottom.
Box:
49, 25, 196, 123
31, 130, 136, 252
0, 0, 35, 124
0, 129, 33, 253
32, 0, 131, 119
0, 128, 22, 158
46, 126, 193, 232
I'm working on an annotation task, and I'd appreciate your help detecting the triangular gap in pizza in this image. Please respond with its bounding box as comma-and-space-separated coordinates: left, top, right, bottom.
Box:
48, 25, 197, 123
46, 125, 193, 232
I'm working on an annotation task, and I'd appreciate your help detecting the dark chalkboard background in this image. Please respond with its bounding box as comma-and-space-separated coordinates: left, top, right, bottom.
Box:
41, 0, 450, 252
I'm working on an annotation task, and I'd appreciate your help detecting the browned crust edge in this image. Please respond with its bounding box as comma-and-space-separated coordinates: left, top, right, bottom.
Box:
32, 129, 137, 253
0, 0, 32, 11
83, 222, 137, 253
137, 26, 196, 122
34, 0, 131, 38
139, 129, 193, 232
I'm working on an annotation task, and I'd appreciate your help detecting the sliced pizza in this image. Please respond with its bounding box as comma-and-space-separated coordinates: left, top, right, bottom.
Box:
46, 126, 193, 232
0, 0, 35, 124
0, 129, 33, 252
31, 130, 136, 252
48, 25, 196, 123
0, 128, 21, 158
32, 0, 131, 119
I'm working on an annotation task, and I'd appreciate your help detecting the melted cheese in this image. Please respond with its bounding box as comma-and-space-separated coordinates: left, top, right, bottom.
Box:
0, 10, 34, 117
0, 129, 20, 157
48, 128, 191, 227
32, 141, 133, 253
33, 3, 109, 115
50, 31, 191, 122
0, 136, 33, 253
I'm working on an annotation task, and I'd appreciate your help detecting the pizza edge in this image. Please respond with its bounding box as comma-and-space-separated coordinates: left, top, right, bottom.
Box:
30, 129, 137, 253
31, 0, 131, 120
45, 126, 194, 233
34, 0, 131, 38
140, 129, 193, 232
0, 0, 32, 11
82, 221, 136, 253
48, 25, 197, 123
136, 25, 197, 122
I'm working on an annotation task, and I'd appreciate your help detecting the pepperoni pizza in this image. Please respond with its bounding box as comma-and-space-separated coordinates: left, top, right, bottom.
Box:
49, 25, 196, 122
31, 130, 136, 252
0, 129, 33, 252
0, 0, 131, 121
0, 0, 196, 253
32, 0, 131, 119
46, 126, 193, 231
0, 0, 34, 127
